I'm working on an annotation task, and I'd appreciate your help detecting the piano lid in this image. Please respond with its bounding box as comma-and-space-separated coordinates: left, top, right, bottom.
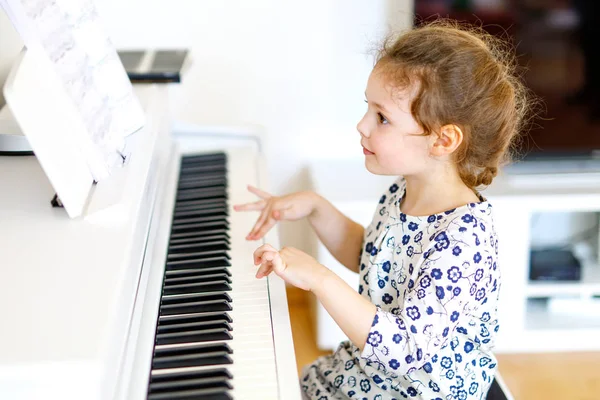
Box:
0, 85, 170, 399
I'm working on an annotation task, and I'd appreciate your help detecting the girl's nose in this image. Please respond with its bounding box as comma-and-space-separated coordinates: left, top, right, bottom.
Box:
357, 114, 370, 138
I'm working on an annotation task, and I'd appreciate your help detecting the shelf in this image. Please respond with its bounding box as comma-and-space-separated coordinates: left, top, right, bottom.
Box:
526, 258, 600, 297
525, 297, 600, 331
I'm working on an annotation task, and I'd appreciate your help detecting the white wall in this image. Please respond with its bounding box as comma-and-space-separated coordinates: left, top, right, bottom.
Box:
0, 0, 413, 249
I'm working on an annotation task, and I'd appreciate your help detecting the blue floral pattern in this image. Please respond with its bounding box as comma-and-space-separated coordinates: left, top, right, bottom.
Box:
301, 177, 501, 399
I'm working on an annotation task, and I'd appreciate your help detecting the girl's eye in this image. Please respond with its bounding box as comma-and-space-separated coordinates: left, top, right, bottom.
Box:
378, 112, 389, 125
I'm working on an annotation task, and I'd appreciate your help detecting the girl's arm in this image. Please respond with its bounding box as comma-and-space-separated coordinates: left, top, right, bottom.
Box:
308, 194, 365, 274
312, 267, 376, 351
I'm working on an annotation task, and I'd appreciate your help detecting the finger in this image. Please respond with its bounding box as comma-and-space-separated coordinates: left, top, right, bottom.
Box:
248, 202, 274, 239
233, 199, 266, 212
247, 185, 273, 200
256, 261, 273, 278
270, 252, 286, 274
253, 243, 278, 265
252, 218, 278, 240
256, 251, 276, 278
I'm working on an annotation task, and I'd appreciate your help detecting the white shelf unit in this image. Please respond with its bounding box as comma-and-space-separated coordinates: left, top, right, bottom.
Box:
481, 172, 600, 353
308, 160, 600, 353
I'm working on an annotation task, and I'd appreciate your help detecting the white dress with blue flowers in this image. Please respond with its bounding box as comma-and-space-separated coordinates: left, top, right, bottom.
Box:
300, 177, 501, 400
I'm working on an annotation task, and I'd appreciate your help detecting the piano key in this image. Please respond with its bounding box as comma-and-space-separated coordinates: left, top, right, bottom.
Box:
170, 215, 229, 225
176, 189, 228, 202
164, 272, 232, 285
167, 248, 229, 259
176, 185, 226, 195
177, 178, 228, 190
165, 267, 231, 278
170, 228, 230, 241
158, 311, 233, 324
179, 164, 227, 175
173, 207, 228, 219
162, 280, 232, 296
166, 256, 231, 270
168, 234, 230, 246
170, 221, 228, 234
148, 368, 233, 400
176, 177, 227, 187
177, 172, 227, 183
149, 386, 233, 400
152, 343, 233, 370
168, 240, 230, 254
156, 325, 232, 345
158, 316, 233, 333
180, 153, 226, 164
159, 301, 233, 316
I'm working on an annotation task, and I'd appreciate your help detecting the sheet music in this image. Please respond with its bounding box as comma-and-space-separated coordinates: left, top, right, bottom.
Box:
0, 0, 145, 179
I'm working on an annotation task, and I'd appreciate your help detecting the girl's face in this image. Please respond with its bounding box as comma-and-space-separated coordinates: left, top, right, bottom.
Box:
357, 69, 434, 177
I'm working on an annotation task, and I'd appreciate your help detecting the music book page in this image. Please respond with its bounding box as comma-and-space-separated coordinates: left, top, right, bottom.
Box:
0, 0, 145, 180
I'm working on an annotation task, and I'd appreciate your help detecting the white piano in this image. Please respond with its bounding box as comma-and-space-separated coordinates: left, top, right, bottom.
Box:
0, 83, 301, 400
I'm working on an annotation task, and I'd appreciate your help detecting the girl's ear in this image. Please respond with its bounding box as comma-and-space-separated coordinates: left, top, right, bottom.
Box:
430, 124, 464, 157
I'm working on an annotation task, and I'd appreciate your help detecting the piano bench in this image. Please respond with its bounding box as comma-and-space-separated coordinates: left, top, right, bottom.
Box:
487, 376, 513, 400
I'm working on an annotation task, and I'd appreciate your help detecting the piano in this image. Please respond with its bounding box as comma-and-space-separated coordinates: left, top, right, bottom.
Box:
0, 84, 301, 400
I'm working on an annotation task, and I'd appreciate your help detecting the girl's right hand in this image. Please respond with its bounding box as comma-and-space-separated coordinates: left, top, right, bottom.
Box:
233, 185, 319, 240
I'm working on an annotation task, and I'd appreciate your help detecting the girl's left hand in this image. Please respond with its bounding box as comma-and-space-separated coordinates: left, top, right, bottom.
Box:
253, 244, 326, 291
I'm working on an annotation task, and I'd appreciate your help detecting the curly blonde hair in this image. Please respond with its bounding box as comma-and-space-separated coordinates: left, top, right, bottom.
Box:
376, 20, 534, 188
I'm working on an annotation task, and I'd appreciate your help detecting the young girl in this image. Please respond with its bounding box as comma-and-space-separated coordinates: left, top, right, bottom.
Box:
234, 22, 529, 400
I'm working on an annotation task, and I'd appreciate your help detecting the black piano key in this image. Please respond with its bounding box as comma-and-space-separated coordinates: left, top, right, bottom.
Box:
149, 389, 232, 400
178, 173, 225, 181
180, 154, 226, 166
167, 247, 232, 261
165, 267, 231, 278
162, 280, 232, 296
172, 213, 227, 222
149, 387, 232, 400
179, 160, 227, 168
168, 234, 230, 247
173, 207, 228, 219
166, 256, 231, 270
176, 187, 227, 201
179, 164, 227, 175
177, 169, 226, 178
159, 300, 232, 316
165, 271, 231, 283
156, 327, 233, 345
181, 151, 225, 160
152, 343, 233, 370
167, 249, 229, 261
170, 228, 230, 241
177, 177, 226, 184
171, 221, 229, 234
158, 316, 233, 334
169, 240, 229, 254
159, 311, 233, 325
173, 201, 229, 213
149, 369, 233, 399
171, 215, 229, 226
160, 291, 232, 306
164, 272, 232, 286
150, 367, 232, 388
178, 184, 227, 194
177, 179, 228, 191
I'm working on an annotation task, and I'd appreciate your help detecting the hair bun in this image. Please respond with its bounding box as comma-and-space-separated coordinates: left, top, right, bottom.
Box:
476, 167, 498, 187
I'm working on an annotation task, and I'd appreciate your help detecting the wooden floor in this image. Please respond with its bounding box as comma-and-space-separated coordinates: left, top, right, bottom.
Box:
286, 286, 600, 400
